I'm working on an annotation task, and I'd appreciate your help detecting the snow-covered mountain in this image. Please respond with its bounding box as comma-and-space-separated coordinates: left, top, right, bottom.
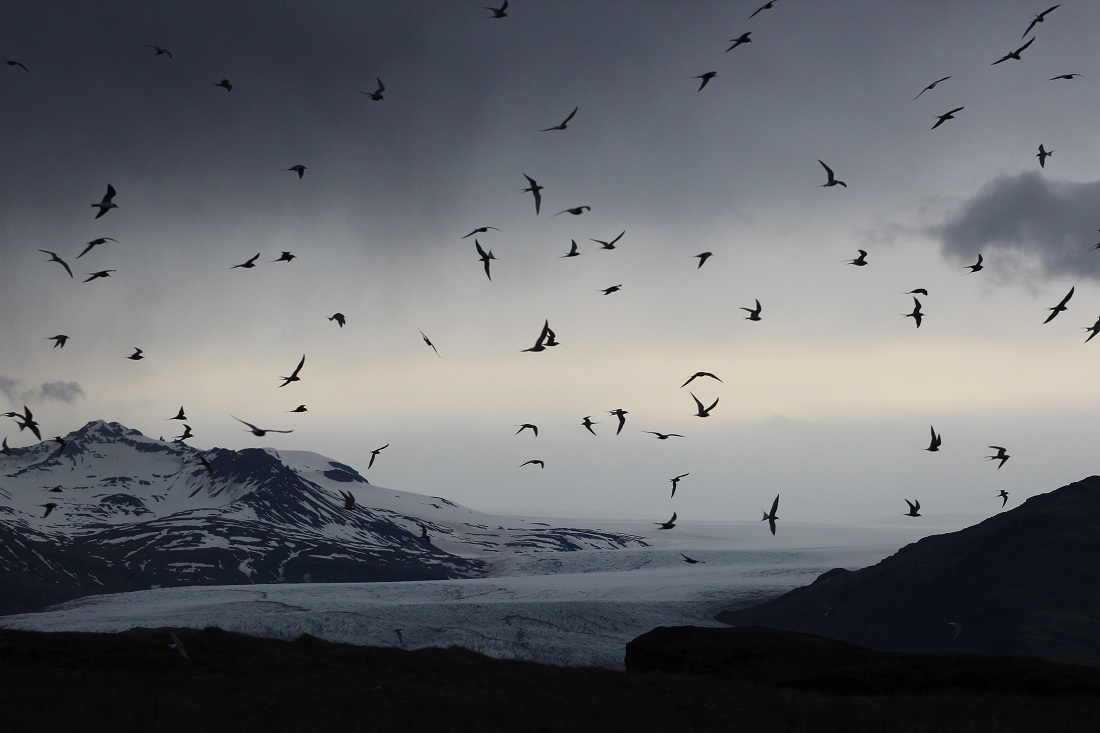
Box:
0, 421, 647, 614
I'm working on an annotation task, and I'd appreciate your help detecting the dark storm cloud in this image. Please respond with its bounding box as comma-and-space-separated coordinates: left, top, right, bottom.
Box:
933, 172, 1100, 281
0, 377, 84, 406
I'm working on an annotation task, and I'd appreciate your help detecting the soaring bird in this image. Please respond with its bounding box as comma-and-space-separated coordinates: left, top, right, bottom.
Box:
40, 503, 58, 518
997, 489, 1010, 507
902, 297, 923, 328
329, 313, 346, 327
541, 106, 577, 131
904, 499, 921, 517
83, 270, 116, 282
214, 79, 233, 91
964, 253, 983, 273
231, 416, 293, 436
693, 252, 713, 269
51, 436, 66, 454
817, 160, 846, 187
991, 36, 1035, 65
1050, 73, 1082, 80
197, 454, 214, 474
654, 512, 677, 530
680, 553, 704, 564
521, 173, 543, 215
358, 78, 384, 100
670, 473, 689, 498
600, 284, 622, 295
475, 239, 496, 281
39, 250, 73, 278
143, 45, 173, 58
1043, 286, 1074, 323
681, 372, 722, 388
273, 251, 296, 263
277, 354, 306, 387
169, 632, 189, 660
1037, 144, 1053, 168
590, 231, 625, 250
609, 409, 628, 435
581, 416, 599, 435
748, 1, 777, 19
127, 347, 144, 361
644, 431, 684, 440
762, 495, 779, 535
1, 437, 10, 456
46, 335, 69, 349
462, 226, 500, 239
420, 330, 441, 357
522, 320, 555, 352
289, 405, 307, 413
542, 321, 560, 348
726, 32, 751, 51
10, 406, 42, 440
483, 0, 508, 18
1022, 5, 1059, 38
931, 107, 964, 130
338, 490, 356, 511
913, 76, 950, 100
987, 446, 1010, 469
561, 240, 581, 258
741, 299, 762, 321
77, 237, 118, 259
694, 72, 717, 91
174, 424, 194, 441
3, 59, 29, 72
556, 205, 591, 216
847, 249, 868, 266
905, 288, 928, 296
169, 406, 187, 421
515, 424, 538, 437
91, 184, 118, 218
368, 444, 388, 469
520, 459, 544, 469
232, 253, 260, 269
283, 165, 307, 179
925, 425, 941, 452
691, 393, 719, 418
1083, 317, 1100, 343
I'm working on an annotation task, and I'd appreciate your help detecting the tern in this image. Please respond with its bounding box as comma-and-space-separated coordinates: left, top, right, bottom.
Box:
987, 446, 1010, 469
913, 76, 950, 100
420, 330, 441, 357
690, 393, 719, 417
169, 632, 189, 659
1043, 286, 1074, 323
902, 297, 923, 328
556, 205, 591, 216
231, 416, 292, 436
475, 239, 496, 280
283, 165, 307, 179
693, 252, 712, 268
1050, 73, 1082, 80
91, 184, 118, 218
905, 288, 928, 296
273, 251, 296, 263
964, 254, 983, 273
762, 495, 779, 535
232, 253, 260, 269
572, 417, 596, 437
1083, 317, 1100, 343
3, 60, 29, 72
329, 313, 346, 327
289, 405, 307, 412
77, 237, 118, 259
726, 33, 751, 52
462, 226, 499, 239
515, 424, 538, 437
126, 347, 144, 361
46, 335, 69, 349
681, 372, 722, 388
169, 406, 187, 421
931, 107, 964, 130
670, 473, 689, 498
420, 523, 431, 541
600, 284, 622, 295
277, 354, 306, 387
997, 489, 1010, 507
174, 424, 193, 441
522, 320, 555, 352
541, 106, 577, 131
992, 36, 1035, 65
655, 512, 677, 530
748, 1, 778, 19
39, 250, 73, 278
1, 438, 10, 456
338, 490, 356, 511
40, 503, 58, 518
520, 459, 544, 469
521, 173, 543, 215
561, 239, 581, 258
609, 409, 628, 435
818, 160, 846, 187
484, 0, 508, 18
10, 406, 42, 440
143, 45, 173, 58
1022, 5, 1059, 38
1037, 144, 1053, 168
680, 553, 704, 564
741, 299, 762, 321
83, 270, 116, 282
904, 499, 921, 517
847, 249, 868, 266
694, 72, 717, 91
368, 444, 388, 469
197, 455, 213, 474
358, 78, 384, 100
214, 78, 232, 92
644, 431, 683, 440
590, 231, 625, 250
925, 425, 941, 452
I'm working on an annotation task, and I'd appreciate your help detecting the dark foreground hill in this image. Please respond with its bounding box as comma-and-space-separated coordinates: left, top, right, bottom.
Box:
3, 626, 1098, 733
717, 475, 1100, 666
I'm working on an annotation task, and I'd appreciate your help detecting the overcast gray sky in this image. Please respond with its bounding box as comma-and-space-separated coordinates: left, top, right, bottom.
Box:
4, 1, 1100, 528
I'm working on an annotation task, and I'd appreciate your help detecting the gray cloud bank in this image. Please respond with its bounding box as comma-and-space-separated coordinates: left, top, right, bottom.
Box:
0, 377, 85, 406
934, 172, 1100, 281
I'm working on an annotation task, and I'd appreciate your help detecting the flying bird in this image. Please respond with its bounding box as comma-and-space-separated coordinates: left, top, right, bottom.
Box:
904, 499, 921, 517
905, 288, 928, 296
39, 250, 73, 278
214, 79, 233, 91
694, 72, 717, 91
232, 253, 260, 269
670, 473, 689, 498
1050, 73, 1082, 80
964, 254, 983, 274
475, 239, 496, 281
561, 240, 581, 258
693, 252, 712, 268
231, 416, 292, 436
515, 424, 538, 437
83, 270, 116, 282
741, 299, 762, 321
358, 78, 384, 100
1037, 144, 1053, 168
1083, 317, 1100, 343
541, 106, 577, 131
590, 231, 625, 250
521, 173, 543, 215
283, 165, 307, 179
40, 503, 58, 518
10, 406, 42, 440
91, 184, 118, 218
3, 59, 29, 72
902, 297, 923, 328
654, 512, 677, 530
462, 226, 500, 239
1, 438, 10, 456
991, 36, 1035, 65
925, 425, 941, 452
762, 495, 779, 535
174, 424, 193, 441
143, 45, 173, 58
987, 446, 1010, 469
817, 160, 846, 187
520, 459, 544, 469
1043, 286, 1074, 323
600, 284, 622, 295
1021, 5, 1059, 38
197, 454, 214, 474
681, 372, 722, 388
748, 1, 778, 19
931, 107, 964, 130
483, 0, 508, 18
420, 524, 431, 541
847, 249, 868, 266
77, 237, 118, 259
420, 330, 441, 357
338, 490, 356, 511
51, 436, 66, 454
913, 76, 950, 100
169, 406, 187, 421
273, 251, 296, 263
690, 393, 719, 418
289, 405, 307, 413
555, 205, 591, 216
46, 335, 68, 349
277, 354, 306, 387
581, 416, 599, 435
609, 409, 628, 435
997, 489, 1010, 507
680, 553, 704, 564
726, 32, 751, 52
169, 632, 189, 660
522, 320, 555, 352
368, 444, 389, 469
126, 347, 144, 361
644, 431, 683, 440
329, 313, 346, 327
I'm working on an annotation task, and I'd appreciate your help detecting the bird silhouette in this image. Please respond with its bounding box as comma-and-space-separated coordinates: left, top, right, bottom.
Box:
931, 107, 964, 130
693, 252, 713, 268
541, 106, 577, 131
197, 455, 213, 475
231, 416, 292, 436
561, 240, 581, 258
987, 446, 1010, 469
818, 160, 846, 187
655, 512, 677, 530
83, 270, 116, 282
46, 335, 68, 349
39, 250, 73, 278
289, 405, 307, 413
748, 1, 777, 19
600, 284, 622, 295
483, 0, 508, 18
1050, 73, 1082, 80
520, 459, 544, 468
40, 503, 58, 518
420, 523, 431, 541
329, 313, 346, 327
51, 436, 66, 455
609, 409, 628, 435
905, 288, 928, 296
726, 32, 752, 51
169, 406, 187, 421
214, 78, 233, 91
670, 473, 689, 498
590, 231, 625, 250
357, 78, 384, 100
522, 320, 555, 352
913, 76, 950, 100
694, 72, 717, 91
556, 205, 591, 216
515, 424, 538, 437
1083, 317, 1100, 343
143, 45, 173, 58
368, 444, 389, 469
273, 251, 296, 263
691, 393, 719, 417
681, 372, 722, 388
925, 425, 941, 452
420, 330, 441, 357
126, 347, 144, 360
9, 406, 42, 440
580, 416, 598, 435
169, 632, 189, 659
4, 59, 29, 72
232, 253, 260, 269
1, 437, 10, 456
174, 424, 193, 441
1037, 144, 1053, 168
964, 254, 983, 273
902, 297, 924, 328
741, 299, 762, 321
644, 431, 683, 440
283, 165, 306, 179
338, 490, 356, 511
680, 553, 704, 564
904, 499, 921, 517
277, 355, 306, 387
462, 226, 500, 239
76, 237, 118, 259
91, 184, 118, 218
992, 36, 1035, 65
997, 489, 1010, 507
847, 249, 868, 266
475, 239, 496, 280
1043, 286, 1074, 323
521, 173, 543, 215
1022, 5, 1059, 38
762, 495, 779, 535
